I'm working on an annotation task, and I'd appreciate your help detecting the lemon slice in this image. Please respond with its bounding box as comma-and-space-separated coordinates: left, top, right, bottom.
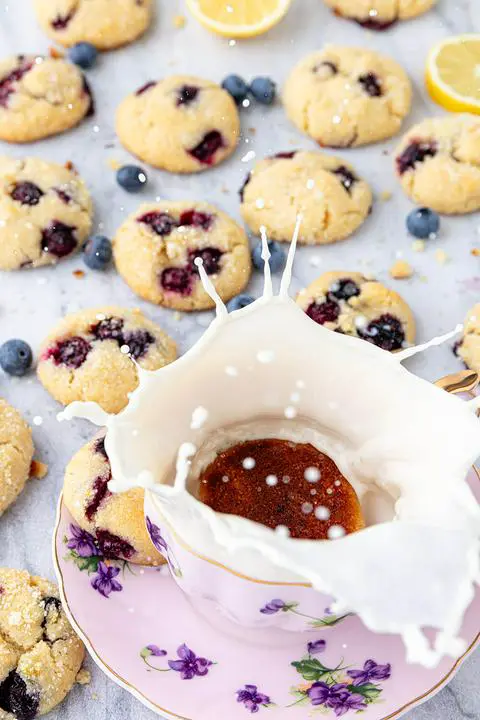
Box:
426, 34, 480, 114
186, 0, 291, 38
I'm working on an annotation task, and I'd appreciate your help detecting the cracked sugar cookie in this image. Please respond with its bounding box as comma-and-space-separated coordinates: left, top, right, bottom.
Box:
64, 435, 165, 566
395, 115, 480, 214
297, 271, 415, 351
37, 306, 177, 413
113, 201, 252, 310
0, 55, 93, 143
0, 156, 93, 270
323, 0, 437, 30
455, 304, 480, 374
283, 46, 411, 148
0, 399, 34, 516
0, 568, 85, 719
34, 0, 152, 50
239, 151, 372, 245
116, 75, 240, 172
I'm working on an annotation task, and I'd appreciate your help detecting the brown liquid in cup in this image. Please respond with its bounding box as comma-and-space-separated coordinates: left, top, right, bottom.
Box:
198, 439, 364, 540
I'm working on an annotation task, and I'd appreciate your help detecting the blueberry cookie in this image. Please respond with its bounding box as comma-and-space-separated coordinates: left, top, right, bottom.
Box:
0, 157, 93, 270
297, 271, 415, 351
116, 75, 240, 173
0, 399, 34, 516
455, 304, 480, 374
283, 46, 412, 148
0, 55, 92, 144
394, 115, 480, 214
113, 201, 252, 310
37, 306, 177, 413
64, 435, 164, 566
322, 0, 437, 29
34, 0, 152, 50
240, 151, 372, 245
0, 568, 85, 719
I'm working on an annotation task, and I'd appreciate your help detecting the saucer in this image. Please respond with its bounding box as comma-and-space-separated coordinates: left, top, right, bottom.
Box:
53, 469, 480, 720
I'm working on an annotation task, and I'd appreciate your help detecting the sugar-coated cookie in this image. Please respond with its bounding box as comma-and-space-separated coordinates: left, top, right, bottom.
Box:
0, 156, 93, 270
297, 271, 415, 351
394, 115, 480, 214
116, 75, 240, 172
323, 0, 437, 29
37, 306, 177, 413
33, 0, 152, 50
455, 304, 480, 374
283, 46, 411, 148
0, 568, 85, 718
0, 55, 92, 143
240, 150, 372, 245
0, 399, 34, 516
113, 201, 252, 310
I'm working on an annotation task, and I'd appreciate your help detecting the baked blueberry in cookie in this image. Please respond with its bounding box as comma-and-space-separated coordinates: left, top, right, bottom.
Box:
113, 201, 251, 310
37, 306, 177, 413
297, 271, 415, 351
0, 568, 85, 719
64, 435, 165, 566
0, 55, 92, 143
321, 0, 437, 29
283, 46, 412, 147
116, 75, 240, 173
240, 151, 372, 245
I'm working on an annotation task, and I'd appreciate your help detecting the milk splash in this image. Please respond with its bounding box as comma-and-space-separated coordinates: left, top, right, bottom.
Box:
60, 216, 480, 668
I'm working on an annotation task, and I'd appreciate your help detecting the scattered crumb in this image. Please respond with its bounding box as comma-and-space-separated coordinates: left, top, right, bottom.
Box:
30, 460, 48, 479
173, 312, 182, 322
248, 127, 257, 135
173, 14, 186, 28
220, 184, 229, 194
91, 693, 99, 701
379, 190, 392, 201
412, 239, 425, 253
104, 143, 115, 150
389, 259, 413, 280
419, 275, 428, 283
73, 270, 85, 278
64, 161, 78, 174
435, 249, 449, 265
471, 247, 480, 257
107, 158, 121, 171
76, 669, 91, 686
48, 46, 64, 59
382, 149, 390, 156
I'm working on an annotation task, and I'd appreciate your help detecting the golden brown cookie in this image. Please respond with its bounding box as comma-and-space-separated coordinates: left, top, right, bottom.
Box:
0, 399, 34, 516
323, 0, 437, 29
455, 304, 480, 374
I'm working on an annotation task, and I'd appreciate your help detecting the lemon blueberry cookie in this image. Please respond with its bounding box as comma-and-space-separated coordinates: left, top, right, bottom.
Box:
0, 157, 93, 270
116, 75, 240, 172
37, 306, 177, 413
33, 0, 152, 50
0, 399, 34, 517
0, 568, 85, 719
297, 271, 415, 351
455, 304, 480, 374
113, 201, 252, 310
322, 0, 436, 29
0, 55, 93, 144
64, 435, 164, 566
394, 115, 480, 214
240, 150, 372, 245
283, 46, 412, 148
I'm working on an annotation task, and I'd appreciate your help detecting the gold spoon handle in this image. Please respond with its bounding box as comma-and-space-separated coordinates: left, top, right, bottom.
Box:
435, 370, 479, 395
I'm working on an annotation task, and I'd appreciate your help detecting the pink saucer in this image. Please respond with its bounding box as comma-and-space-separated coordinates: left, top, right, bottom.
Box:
53, 477, 480, 720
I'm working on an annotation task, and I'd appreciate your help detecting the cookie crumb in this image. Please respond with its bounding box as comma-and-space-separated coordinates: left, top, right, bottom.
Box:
173, 14, 186, 28
248, 127, 257, 135
471, 247, 480, 257
380, 190, 392, 201
30, 460, 48, 479
73, 270, 85, 278
49, 46, 64, 59
107, 158, 121, 171
435, 249, 449, 265
173, 312, 182, 322
412, 239, 425, 253
64, 161, 78, 174
76, 669, 91, 686
389, 260, 413, 279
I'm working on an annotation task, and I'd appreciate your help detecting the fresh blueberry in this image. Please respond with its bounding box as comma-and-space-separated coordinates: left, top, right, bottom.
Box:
221, 74, 249, 105
83, 235, 112, 270
0, 339, 33, 376
406, 207, 440, 239
116, 165, 148, 193
249, 77, 276, 105
68, 42, 98, 70
252, 240, 285, 273
227, 294, 255, 312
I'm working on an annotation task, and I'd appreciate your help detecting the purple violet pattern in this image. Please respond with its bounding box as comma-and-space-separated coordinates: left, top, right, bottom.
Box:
146, 645, 167, 657
308, 683, 366, 716
146, 516, 168, 554
90, 562, 123, 598
307, 639, 326, 655
347, 659, 392, 685
259, 599, 287, 614
168, 644, 213, 680
236, 685, 272, 713
67, 524, 98, 557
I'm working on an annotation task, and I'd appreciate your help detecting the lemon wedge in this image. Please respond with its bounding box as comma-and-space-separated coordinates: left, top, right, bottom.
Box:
186, 0, 291, 38
426, 34, 480, 114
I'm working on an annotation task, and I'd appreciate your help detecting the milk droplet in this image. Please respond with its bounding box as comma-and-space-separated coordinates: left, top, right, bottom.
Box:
282, 475, 291, 484
328, 525, 346, 539
257, 350, 275, 364
315, 506, 330, 521
275, 525, 290, 537
190, 406, 208, 430
266, 475, 278, 486
33, 416, 43, 426
334, 480, 341, 487
120, 345, 130, 354
306, 179, 315, 190
305, 467, 321, 482
255, 198, 265, 209
242, 457, 256, 470
284, 406, 297, 419
222, 475, 230, 483
326, 487, 333, 495
242, 150, 256, 162
302, 502, 313, 514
